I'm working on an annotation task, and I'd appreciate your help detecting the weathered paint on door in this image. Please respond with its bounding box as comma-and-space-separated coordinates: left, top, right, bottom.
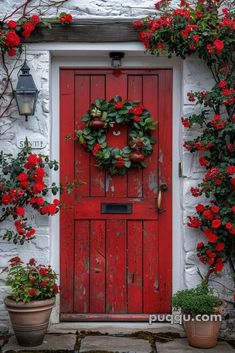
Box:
60, 69, 172, 321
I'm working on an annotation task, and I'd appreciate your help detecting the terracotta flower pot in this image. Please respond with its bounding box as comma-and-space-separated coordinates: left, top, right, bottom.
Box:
184, 319, 221, 349
5, 297, 55, 347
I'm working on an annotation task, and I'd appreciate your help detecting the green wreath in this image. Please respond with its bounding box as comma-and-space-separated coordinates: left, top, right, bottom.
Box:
75, 96, 156, 175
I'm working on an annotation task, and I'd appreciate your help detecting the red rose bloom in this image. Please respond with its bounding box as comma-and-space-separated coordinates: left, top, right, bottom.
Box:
53, 199, 60, 206
40, 268, 49, 276
7, 48, 17, 56
196, 203, 205, 212
133, 116, 141, 122
232, 205, 235, 213
35, 167, 45, 179
187, 216, 201, 228
29, 258, 36, 266
181, 117, 191, 128
215, 243, 225, 251
225, 222, 232, 230
226, 166, 235, 174
52, 284, 59, 294
22, 21, 35, 38
16, 207, 25, 217
28, 288, 37, 297
4, 30, 21, 47
214, 259, 223, 272
213, 39, 224, 52
212, 219, 221, 228
230, 178, 235, 187
115, 101, 123, 109
18, 172, 28, 182
34, 182, 45, 193
27, 154, 39, 167
193, 34, 200, 42
26, 229, 36, 238
2, 194, 11, 205
218, 80, 227, 88
211, 205, 219, 213
8, 20, 17, 29
203, 210, 213, 221
31, 15, 41, 24
20, 181, 29, 189
40, 280, 48, 286
199, 156, 209, 167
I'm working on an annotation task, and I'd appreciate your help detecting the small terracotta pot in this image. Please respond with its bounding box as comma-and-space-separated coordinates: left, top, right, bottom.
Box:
184, 319, 220, 349
90, 119, 105, 129
5, 297, 55, 347
129, 151, 145, 162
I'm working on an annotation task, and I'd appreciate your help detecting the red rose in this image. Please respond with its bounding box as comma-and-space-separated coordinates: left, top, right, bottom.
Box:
53, 199, 60, 206
31, 15, 41, 24
226, 166, 235, 174
115, 158, 125, 168
211, 205, 219, 213
36, 196, 44, 206
28, 288, 37, 297
203, 210, 213, 221
218, 80, 227, 88
7, 48, 17, 56
212, 219, 221, 228
48, 204, 57, 215
26, 229, 36, 238
35, 167, 45, 179
214, 259, 223, 272
199, 156, 209, 167
65, 14, 73, 23
52, 284, 59, 294
17, 172, 28, 182
4, 30, 21, 47
115, 101, 123, 109
215, 243, 225, 251
133, 116, 141, 122
181, 117, 191, 128
16, 207, 25, 217
157, 43, 164, 49
133, 21, 144, 29
22, 21, 35, 38
196, 241, 204, 250
20, 181, 29, 189
27, 154, 39, 167
29, 258, 36, 266
2, 194, 11, 205
213, 39, 224, 52
230, 178, 235, 187
187, 216, 201, 228
8, 20, 17, 29
225, 222, 232, 230
40, 268, 49, 276
193, 34, 200, 42
34, 182, 45, 192
232, 205, 235, 213
190, 187, 200, 197
203, 229, 218, 243
196, 204, 205, 212
40, 280, 48, 286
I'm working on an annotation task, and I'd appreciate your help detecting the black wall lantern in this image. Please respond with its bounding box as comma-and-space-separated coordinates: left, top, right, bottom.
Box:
109, 52, 125, 69
14, 61, 39, 121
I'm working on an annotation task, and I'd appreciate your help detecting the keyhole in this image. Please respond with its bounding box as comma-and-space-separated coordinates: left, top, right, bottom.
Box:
113, 130, 121, 136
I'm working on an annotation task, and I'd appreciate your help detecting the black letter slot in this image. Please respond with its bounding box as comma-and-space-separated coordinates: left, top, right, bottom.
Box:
101, 203, 132, 214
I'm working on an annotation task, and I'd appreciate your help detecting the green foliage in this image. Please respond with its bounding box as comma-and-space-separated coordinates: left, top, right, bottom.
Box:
4, 257, 59, 303
172, 283, 221, 316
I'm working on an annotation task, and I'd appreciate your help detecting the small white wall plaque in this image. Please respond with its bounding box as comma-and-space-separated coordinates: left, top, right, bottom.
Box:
17, 138, 47, 149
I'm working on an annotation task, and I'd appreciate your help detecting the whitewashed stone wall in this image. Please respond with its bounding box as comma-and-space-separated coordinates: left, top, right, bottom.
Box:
0, 0, 234, 336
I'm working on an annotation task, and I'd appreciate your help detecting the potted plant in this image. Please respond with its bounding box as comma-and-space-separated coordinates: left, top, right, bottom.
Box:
172, 282, 226, 348
3, 256, 59, 347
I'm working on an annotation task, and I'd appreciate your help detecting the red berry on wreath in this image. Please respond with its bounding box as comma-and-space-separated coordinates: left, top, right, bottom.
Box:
129, 151, 145, 162
90, 119, 105, 129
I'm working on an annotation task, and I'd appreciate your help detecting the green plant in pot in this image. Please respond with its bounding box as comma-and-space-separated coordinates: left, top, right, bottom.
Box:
172, 282, 226, 348
3, 257, 59, 347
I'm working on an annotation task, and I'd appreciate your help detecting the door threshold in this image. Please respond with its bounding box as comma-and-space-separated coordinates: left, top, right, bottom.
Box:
48, 322, 185, 336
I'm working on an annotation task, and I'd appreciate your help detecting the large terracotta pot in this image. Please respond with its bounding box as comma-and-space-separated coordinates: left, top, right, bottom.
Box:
184, 319, 221, 348
5, 297, 55, 347
183, 301, 226, 349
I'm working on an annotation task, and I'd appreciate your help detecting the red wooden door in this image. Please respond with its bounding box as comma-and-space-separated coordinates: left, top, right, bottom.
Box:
60, 69, 172, 321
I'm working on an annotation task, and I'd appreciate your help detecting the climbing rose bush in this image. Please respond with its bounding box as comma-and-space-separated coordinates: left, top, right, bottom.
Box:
3, 257, 59, 303
134, 0, 235, 279
0, 12, 72, 57
0, 146, 61, 244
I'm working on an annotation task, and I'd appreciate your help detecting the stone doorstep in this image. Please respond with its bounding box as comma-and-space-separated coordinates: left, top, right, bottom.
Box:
48, 322, 186, 336
156, 339, 235, 353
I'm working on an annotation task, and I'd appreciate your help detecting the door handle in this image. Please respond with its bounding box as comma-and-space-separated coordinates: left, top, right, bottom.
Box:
157, 183, 168, 213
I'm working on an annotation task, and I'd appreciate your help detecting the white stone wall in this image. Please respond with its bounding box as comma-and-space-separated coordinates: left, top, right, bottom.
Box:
0, 0, 234, 334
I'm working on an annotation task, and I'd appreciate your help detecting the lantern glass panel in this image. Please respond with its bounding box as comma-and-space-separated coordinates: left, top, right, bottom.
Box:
15, 92, 36, 116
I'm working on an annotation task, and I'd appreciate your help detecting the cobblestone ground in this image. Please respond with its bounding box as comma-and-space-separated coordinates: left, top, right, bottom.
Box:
1, 331, 235, 353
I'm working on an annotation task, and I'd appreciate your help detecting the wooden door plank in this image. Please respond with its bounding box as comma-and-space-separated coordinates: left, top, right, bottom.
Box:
75, 75, 90, 196
127, 221, 143, 313
60, 70, 75, 313
127, 75, 143, 198
142, 75, 159, 199
105, 74, 127, 198
90, 76, 106, 197
74, 220, 90, 313
106, 219, 127, 313
90, 220, 106, 313
143, 220, 159, 313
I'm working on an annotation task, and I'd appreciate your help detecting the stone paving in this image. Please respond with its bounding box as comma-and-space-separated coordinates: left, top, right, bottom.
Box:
1, 333, 235, 353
